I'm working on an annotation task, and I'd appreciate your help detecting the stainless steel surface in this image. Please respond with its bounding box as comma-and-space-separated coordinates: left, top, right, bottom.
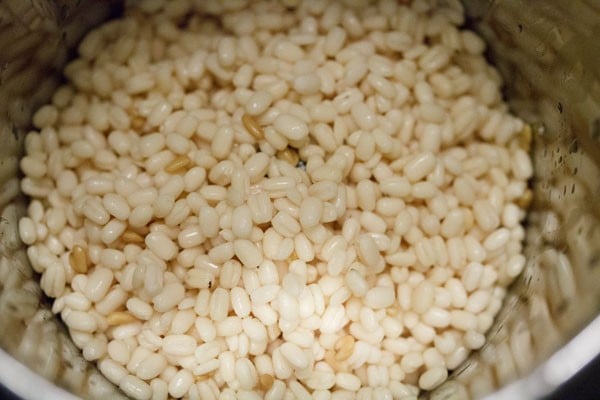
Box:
486, 314, 600, 399
0, 348, 79, 400
0, 1, 599, 399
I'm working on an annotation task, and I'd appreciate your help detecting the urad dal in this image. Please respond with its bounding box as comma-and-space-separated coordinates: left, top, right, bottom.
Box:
19, 0, 533, 398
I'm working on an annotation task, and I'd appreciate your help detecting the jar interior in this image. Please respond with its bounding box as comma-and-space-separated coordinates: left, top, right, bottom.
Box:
0, 1, 599, 399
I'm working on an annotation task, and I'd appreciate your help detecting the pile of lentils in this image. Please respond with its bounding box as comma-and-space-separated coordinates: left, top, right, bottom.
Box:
18, 0, 532, 399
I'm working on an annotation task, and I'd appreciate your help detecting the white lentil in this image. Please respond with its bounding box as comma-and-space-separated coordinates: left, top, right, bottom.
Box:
168, 369, 194, 398
95, 286, 128, 315
293, 73, 321, 96
345, 269, 369, 297
324, 26, 347, 56
194, 318, 217, 342
235, 358, 259, 390
64, 310, 98, 333
127, 298, 153, 321
209, 288, 230, 322
162, 335, 196, 357
153, 283, 185, 313
84, 267, 113, 302
404, 152, 437, 182
98, 358, 128, 385
279, 342, 309, 370
101, 219, 127, 244
365, 286, 396, 310
273, 114, 309, 141
18, 217, 37, 245
145, 232, 178, 261
473, 199, 500, 232
483, 227, 511, 251
210, 125, 234, 161
102, 193, 130, 221
82, 197, 110, 226
250, 285, 280, 305
419, 367, 448, 391
136, 354, 167, 381
234, 239, 263, 268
